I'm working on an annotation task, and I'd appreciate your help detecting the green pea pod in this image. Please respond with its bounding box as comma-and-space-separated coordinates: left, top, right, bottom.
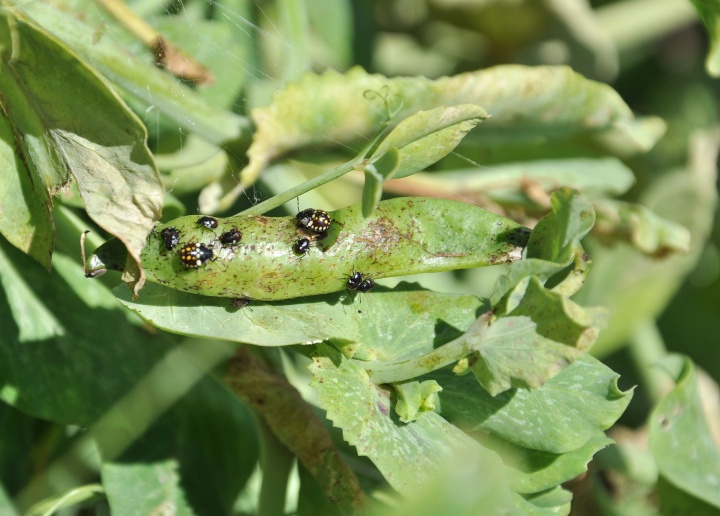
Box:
86, 198, 530, 301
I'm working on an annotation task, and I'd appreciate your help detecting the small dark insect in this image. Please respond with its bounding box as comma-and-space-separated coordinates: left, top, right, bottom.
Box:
197, 216, 219, 230
296, 208, 331, 234
293, 238, 310, 255
220, 226, 242, 247
357, 278, 375, 293
160, 227, 181, 250
178, 242, 214, 268
231, 298, 250, 309
346, 271, 364, 290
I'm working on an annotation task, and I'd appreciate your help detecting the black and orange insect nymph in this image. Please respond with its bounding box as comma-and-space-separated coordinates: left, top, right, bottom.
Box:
178, 242, 214, 268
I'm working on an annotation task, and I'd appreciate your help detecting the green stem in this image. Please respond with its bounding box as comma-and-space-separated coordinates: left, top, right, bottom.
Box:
239, 117, 391, 217
257, 417, 294, 516
628, 320, 672, 404
239, 160, 357, 216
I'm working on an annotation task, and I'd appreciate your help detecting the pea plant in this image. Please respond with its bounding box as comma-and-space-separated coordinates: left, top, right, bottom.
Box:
1, 1, 719, 515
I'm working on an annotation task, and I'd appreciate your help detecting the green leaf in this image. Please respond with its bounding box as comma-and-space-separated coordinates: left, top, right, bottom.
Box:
369, 104, 488, 179
526, 187, 595, 263
689, 0, 720, 76
0, 241, 64, 342
593, 199, 691, 257
241, 65, 657, 188
98, 375, 259, 516
434, 354, 632, 454
0, 14, 163, 287
394, 380, 443, 423
91, 197, 529, 300
113, 282, 483, 349
466, 313, 589, 395
0, 233, 213, 428
0, 108, 53, 269
103, 460, 194, 515
359, 288, 604, 395
508, 434, 614, 494
506, 276, 606, 350
309, 344, 509, 497
648, 355, 720, 510
493, 187, 595, 305
522, 487, 572, 514
655, 476, 720, 516
19, 2, 248, 144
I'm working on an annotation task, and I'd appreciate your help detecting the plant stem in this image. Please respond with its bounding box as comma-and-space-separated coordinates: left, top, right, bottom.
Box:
239, 160, 358, 216
257, 417, 294, 516
628, 320, 673, 404
238, 116, 391, 216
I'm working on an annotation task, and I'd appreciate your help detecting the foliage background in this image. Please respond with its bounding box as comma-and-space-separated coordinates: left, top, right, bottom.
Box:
0, 0, 719, 515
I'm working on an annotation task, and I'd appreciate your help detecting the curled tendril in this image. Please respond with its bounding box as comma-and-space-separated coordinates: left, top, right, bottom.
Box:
363, 85, 403, 123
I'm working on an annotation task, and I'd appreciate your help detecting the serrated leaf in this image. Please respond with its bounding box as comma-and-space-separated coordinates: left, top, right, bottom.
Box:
369, 104, 487, 179
0, 14, 163, 288
309, 344, 508, 497
593, 199, 691, 257
242, 65, 655, 188
648, 355, 720, 509
434, 354, 632, 454
506, 276, 606, 349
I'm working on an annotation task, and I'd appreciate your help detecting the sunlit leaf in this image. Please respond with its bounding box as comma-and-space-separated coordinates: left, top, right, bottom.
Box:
309, 344, 508, 497
370, 104, 487, 179
242, 65, 657, 188
0, 14, 163, 288
435, 354, 632, 454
